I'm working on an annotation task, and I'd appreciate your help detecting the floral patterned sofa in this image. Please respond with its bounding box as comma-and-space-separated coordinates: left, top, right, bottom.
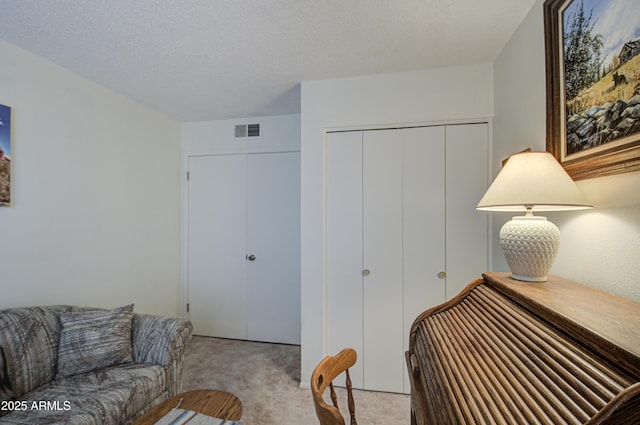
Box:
0, 304, 193, 425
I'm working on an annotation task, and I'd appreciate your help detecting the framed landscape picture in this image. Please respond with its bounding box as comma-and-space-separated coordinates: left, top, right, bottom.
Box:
0, 104, 10, 206
544, 0, 640, 180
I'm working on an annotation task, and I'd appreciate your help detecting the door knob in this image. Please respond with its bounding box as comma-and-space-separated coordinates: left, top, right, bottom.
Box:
246, 254, 256, 261
362, 269, 370, 276
438, 271, 446, 279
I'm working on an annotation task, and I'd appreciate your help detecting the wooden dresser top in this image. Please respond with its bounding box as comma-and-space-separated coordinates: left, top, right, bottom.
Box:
483, 272, 640, 376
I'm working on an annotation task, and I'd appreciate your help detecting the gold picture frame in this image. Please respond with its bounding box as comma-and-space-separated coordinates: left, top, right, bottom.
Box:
544, 0, 640, 180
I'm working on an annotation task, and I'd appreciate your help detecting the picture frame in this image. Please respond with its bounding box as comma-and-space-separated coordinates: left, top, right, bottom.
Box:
544, 0, 640, 180
0, 104, 10, 206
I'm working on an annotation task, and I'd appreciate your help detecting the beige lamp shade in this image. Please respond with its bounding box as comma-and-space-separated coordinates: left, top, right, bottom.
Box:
477, 151, 592, 212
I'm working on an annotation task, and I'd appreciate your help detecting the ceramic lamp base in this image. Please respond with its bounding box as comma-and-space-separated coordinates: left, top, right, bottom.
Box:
500, 215, 560, 282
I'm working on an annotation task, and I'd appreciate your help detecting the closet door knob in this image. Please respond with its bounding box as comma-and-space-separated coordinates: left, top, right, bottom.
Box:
363, 269, 370, 277
438, 271, 446, 279
246, 254, 256, 261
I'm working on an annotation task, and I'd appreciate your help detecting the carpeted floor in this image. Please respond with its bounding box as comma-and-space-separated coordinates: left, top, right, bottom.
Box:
181, 336, 411, 424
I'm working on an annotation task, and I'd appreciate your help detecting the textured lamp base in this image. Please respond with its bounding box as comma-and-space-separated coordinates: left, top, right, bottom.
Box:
500, 215, 560, 282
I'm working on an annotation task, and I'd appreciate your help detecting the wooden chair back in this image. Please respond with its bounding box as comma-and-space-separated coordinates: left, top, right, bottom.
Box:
310, 348, 358, 425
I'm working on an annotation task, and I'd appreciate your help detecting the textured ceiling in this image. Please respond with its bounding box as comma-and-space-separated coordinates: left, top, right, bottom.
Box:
0, 0, 537, 122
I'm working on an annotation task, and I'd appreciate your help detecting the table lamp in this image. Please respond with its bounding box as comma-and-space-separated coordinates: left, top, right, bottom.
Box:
476, 151, 592, 282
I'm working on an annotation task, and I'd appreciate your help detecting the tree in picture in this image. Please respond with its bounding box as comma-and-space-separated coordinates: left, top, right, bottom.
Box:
563, 0, 603, 101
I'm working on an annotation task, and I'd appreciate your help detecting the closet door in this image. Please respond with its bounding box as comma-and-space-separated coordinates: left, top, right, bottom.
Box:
325, 124, 488, 394
326, 131, 364, 388
247, 152, 301, 344
188, 152, 301, 344
402, 126, 446, 393
445, 124, 489, 298
362, 130, 404, 393
188, 154, 248, 339
326, 128, 447, 393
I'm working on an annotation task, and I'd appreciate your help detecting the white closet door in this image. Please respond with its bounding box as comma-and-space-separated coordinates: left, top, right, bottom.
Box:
362, 129, 404, 393
445, 124, 489, 298
402, 126, 446, 393
247, 152, 301, 344
325, 124, 488, 394
326, 131, 364, 388
188, 154, 248, 339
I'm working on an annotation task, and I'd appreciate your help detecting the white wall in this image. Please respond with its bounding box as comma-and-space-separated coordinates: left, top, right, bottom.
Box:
493, 1, 640, 301
300, 65, 494, 386
181, 114, 301, 154
0, 40, 182, 316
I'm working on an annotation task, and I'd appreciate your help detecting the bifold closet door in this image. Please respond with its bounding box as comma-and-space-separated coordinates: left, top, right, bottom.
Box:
401, 126, 446, 393
444, 124, 489, 298
326, 125, 485, 394
326, 128, 446, 394
188, 154, 248, 339
362, 129, 404, 393
326, 131, 364, 388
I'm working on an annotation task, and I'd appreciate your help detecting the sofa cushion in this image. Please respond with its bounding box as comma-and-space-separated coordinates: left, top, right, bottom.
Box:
1, 346, 13, 400
0, 306, 74, 397
0, 363, 166, 425
57, 305, 134, 379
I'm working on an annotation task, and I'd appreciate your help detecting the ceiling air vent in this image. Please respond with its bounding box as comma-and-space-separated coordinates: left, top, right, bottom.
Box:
234, 123, 261, 140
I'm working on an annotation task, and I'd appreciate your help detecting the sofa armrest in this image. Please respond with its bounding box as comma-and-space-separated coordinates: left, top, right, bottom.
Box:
132, 314, 193, 396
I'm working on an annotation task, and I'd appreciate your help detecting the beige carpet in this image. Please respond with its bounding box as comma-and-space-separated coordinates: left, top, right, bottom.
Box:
181, 336, 411, 424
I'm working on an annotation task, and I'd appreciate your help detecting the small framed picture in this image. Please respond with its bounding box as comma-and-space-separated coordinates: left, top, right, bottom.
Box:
0, 104, 11, 206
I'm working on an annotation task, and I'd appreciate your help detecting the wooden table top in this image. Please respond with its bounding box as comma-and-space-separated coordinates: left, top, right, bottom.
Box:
133, 389, 243, 425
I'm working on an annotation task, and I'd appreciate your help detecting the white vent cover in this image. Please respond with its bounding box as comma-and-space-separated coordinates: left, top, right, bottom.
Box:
234, 123, 261, 140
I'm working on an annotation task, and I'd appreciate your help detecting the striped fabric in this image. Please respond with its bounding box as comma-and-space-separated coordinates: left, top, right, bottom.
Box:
0, 305, 193, 425
0, 305, 74, 398
0, 346, 13, 401
57, 305, 135, 379
132, 314, 193, 397
0, 364, 166, 425
154, 409, 244, 425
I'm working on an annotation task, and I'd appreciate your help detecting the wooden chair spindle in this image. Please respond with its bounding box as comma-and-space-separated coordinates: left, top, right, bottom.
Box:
345, 369, 357, 425
329, 382, 338, 409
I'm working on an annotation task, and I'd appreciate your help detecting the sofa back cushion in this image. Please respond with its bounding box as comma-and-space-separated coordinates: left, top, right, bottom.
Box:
56, 304, 135, 378
0, 306, 74, 397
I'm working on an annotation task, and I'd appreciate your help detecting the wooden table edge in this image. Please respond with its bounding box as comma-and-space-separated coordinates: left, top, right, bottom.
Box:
133, 389, 243, 425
